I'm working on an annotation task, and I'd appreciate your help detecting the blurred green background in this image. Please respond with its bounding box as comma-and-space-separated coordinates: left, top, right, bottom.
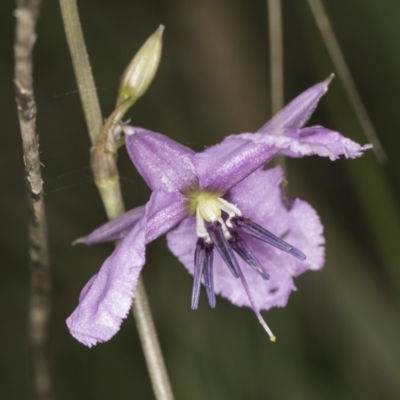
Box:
2, 0, 400, 399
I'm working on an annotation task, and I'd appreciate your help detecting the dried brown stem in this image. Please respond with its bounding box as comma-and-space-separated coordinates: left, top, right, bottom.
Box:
14, 1, 52, 400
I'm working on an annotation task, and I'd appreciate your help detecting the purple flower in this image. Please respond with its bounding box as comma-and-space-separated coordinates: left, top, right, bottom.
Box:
67, 77, 371, 346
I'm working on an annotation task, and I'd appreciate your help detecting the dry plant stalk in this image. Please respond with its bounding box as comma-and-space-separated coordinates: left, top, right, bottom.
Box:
14, 1, 52, 400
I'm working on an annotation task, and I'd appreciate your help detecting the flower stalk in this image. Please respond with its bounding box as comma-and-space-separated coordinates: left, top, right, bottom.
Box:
59, 1, 174, 399
90, 100, 130, 220
59, 0, 102, 145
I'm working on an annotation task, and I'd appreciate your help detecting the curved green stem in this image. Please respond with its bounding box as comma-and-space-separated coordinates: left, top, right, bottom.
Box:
59, 1, 175, 398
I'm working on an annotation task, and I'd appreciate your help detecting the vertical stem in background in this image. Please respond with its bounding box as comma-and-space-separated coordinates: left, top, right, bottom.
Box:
59, 1, 175, 399
267, 0, 285, 170
307, 0, 387, 164
267, 0, 284, 115
14, 1, 52, 400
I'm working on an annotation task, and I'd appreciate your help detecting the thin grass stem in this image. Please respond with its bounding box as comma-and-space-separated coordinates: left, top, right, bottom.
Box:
307, 0, 387, 164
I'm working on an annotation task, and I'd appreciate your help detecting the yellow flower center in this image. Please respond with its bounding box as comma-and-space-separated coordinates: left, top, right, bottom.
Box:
187, 190, 223, 222
186, 188, 243, 242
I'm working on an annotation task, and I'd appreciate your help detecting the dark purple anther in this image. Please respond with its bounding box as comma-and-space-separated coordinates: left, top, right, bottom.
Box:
232, 217, 306, 260
191, 239, 206, 309
229, 233, 269, 280
191, 240, 215, 309
207, 221, 240, 278
203, 246, 215, 308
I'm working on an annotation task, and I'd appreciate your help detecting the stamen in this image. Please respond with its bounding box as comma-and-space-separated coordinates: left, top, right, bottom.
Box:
207, 221, 240, 278
196, 210, 212, 243
217, 198, 242, 228
191, 239, 206, 309
233, 217, 306, 260
203, 245, 215, 308
236, 264, 276, 342
217, 217, 232, 240
229, 233, 270, 280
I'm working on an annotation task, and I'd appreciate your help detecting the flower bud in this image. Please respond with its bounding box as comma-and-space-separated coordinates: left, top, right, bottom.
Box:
117, 25, 164, 108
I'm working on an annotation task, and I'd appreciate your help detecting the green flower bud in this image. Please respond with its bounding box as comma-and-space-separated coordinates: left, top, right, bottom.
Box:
117, 25, 164, 109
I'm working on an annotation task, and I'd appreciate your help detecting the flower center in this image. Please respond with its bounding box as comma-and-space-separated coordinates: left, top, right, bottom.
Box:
196, 192, 222, 222
188, 191, 242, 243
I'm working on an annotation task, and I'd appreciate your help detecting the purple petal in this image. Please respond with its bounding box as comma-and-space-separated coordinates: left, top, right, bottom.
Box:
167, 167, 324, 311
82, 205, 146, 245
124, 126, 198, 192
228, 166, 325, 275
237, 126, 372, 160
258, 76, 333, 132
193, 138, 276, 193
145, 191, 188, 243
67, 214, 146, 347
67, 190, 187, 347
